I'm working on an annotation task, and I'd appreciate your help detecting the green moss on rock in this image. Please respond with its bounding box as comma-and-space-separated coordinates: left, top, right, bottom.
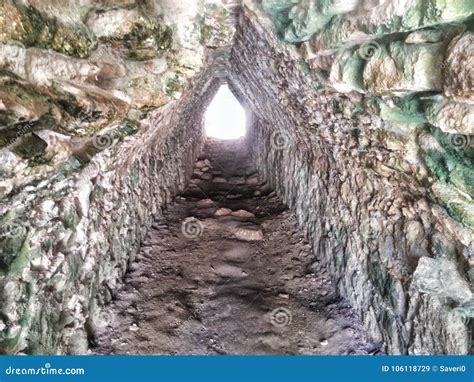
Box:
0, 328, 23, 354
284, 4, 333, 43
0, 2, 97, 58
8, 237, 30, 276
378, 96, 427, 125
124, 22, 173, 60
300, 0, 473, 53
423, 126, 474, 200
61, 207, 80, 230
118, 120, 140, 136
261, 0, 295, 39
432, 182, 474, 229
330, 49, 366, 92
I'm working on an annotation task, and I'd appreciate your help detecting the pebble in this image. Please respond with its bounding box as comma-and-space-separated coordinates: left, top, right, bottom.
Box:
246, 175, 259, 185
232, 227, 264, 241
231, 209, 255, 219
197, 199, 215, 208
195, 160, 206, 168
215, 208, 232, 217
129, 324, 140, 332
199, 173, 213, 180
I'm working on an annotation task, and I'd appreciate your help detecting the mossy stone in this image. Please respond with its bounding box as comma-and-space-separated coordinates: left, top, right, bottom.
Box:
1, 3, 97, 58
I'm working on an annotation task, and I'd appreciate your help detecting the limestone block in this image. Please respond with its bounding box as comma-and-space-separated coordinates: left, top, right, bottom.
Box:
86, 7, 172, 60
232, 226, 264, 241
284, 2, 333, 43
262, 0, 332, 43
25, 48, 100, 87
0, 1, 96, 58
443, 31, 474, 104
307, 0, 474, 53
0, 42, 27, 78
425, 97, 474, 135
329, 48, 365, 93
412, 257, 472, 304
363, 40, 444, 95
86, 8, 145, 40
215, 208, 232, 217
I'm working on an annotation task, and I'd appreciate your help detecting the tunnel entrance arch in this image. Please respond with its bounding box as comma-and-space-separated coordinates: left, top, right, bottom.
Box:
204, 84, 247, 140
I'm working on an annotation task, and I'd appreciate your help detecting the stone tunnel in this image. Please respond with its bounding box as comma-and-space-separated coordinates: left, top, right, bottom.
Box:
0, 0, 472, 355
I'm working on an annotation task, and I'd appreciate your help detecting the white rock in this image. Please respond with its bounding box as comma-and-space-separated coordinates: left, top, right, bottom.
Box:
86, 8, 143, 39
231, 209, 255, 219
197, 198, 215, 208
0, 180, 13, 198
0, 150, 24, 176
215, 208, 232, 217
31, 258, 49, 272
246, 175, 259, 185
74, 182, 92, 218
195, 160, 206, 168
232, 227, 264, 241
129, 323, 140, 332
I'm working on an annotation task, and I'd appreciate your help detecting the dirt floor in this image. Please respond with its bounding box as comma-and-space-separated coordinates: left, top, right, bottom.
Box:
93, 139, 381, 355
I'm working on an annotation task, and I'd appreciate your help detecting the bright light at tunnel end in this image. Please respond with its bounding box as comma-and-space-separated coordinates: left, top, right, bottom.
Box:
204, 85, 247, 140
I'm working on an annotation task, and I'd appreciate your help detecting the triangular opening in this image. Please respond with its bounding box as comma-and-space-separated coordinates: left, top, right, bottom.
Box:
204, 84, 247, 140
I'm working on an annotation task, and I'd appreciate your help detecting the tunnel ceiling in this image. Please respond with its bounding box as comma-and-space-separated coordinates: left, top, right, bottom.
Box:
0, 0, 473, 355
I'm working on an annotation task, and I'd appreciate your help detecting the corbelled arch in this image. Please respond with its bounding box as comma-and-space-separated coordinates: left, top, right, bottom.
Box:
0, 0, 471, 355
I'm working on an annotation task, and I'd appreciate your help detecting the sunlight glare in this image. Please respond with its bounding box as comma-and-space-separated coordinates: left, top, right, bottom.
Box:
204, 85, 246, 140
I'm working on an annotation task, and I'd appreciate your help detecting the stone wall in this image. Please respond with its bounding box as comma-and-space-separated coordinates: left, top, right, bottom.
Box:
0, 0, 233, 354
0, 68, 220, 353
0, 0, 472, 356
230, 1, 472, 354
